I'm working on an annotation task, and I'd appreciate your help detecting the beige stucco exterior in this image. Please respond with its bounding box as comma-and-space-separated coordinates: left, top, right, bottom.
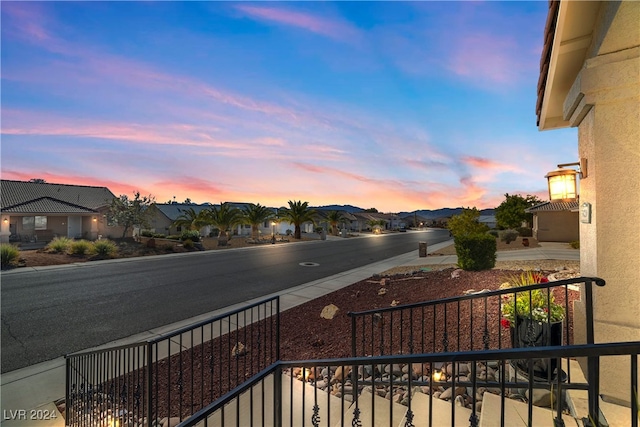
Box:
532, 211, 579, 242
0, 210, 124, 243
539, 1, 640, 404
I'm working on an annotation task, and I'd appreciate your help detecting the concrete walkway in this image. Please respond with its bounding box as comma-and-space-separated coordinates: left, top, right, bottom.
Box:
0, 240, 580, 426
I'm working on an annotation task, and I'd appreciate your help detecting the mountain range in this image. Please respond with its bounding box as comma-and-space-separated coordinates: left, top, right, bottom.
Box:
314, 205, 495, 218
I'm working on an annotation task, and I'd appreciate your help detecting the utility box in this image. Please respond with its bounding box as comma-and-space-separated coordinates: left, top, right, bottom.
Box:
419, 242, 427, 257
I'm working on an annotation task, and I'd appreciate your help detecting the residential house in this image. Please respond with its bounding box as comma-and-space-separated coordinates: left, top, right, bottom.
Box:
400, 213, 431, 228
0, 179, 122, 243
351, 212, 389, 232
146, 202, 298, 238
146, 203, 214, 236
478, 215, 497, 229
313, 210, 358, 235
526, 200, 579, 242
536, 0, 639, 403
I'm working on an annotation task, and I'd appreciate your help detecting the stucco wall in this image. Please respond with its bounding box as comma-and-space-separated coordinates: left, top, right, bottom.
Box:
567, 0, 640, 404
534, 211, 579, 242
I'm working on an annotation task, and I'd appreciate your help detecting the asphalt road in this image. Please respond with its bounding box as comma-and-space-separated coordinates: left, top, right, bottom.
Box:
1, 229, 450, 373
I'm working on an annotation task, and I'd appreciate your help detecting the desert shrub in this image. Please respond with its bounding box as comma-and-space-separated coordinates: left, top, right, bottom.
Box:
70, 240, 93, 256
499, 229, 519, 244
93, 239, 118, 257
1, 244, 20, 269
161, 244, 175, 252
454, 234, 497, 271
488, 230, 499, 238
209, 229, 219, 237
182, 239, 195, 250
448, 208, 489, 238
181, 230, 200, 242
285, 229, 292, 236
46, 236, 72, 253
517, 227, 533, 237
570, 240, 580, 249
140, 230, 154, 237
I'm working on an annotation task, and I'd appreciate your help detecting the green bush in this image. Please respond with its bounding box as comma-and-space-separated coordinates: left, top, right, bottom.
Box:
1, 244, 20, 269
448, 208, 489, 238
140, 230, 154, 237
166, 235, 181, 240
152, 233, 166, 238
488, 230, 499, 238
70, 240, 93, 256
454, 234, 497, 271
93, 239, 118, 257
46, 236, 72, 253
182, 239, 195, 250
499, 229, 519, 244
570, 240, 580, 249
517, 227, 533, 237
181, 230, 200, 242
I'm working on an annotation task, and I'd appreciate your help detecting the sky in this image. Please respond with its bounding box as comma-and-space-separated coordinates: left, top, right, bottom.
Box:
1, 1, 578, 213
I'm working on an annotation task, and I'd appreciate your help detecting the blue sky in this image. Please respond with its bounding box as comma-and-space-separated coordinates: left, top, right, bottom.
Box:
1, 1, 577, 212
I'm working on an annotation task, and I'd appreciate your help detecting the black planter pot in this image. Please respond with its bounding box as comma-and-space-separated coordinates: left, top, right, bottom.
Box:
510, 316, 563, 381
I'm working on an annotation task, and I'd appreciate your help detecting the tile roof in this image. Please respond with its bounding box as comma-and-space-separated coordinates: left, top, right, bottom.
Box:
1, 180, 116, 213
536, 0, 560, 126
526, 200, 579, 212
153, 204, 216, 221
2, 197, 97, 214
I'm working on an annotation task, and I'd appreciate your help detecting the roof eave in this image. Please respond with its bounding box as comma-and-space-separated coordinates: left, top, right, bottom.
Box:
538, 1, 601, 131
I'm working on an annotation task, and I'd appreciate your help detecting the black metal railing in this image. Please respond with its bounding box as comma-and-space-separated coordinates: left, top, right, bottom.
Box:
179, 342, 640, 427
348, 276, 607, 424
348, 276, 603, 358
65, 296, 280, 427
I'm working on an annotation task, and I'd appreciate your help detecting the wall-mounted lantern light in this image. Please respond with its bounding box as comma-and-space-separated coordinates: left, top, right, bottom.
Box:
546, 158, 587, 202
3, 218, 8, 224
92, 217, 98, 222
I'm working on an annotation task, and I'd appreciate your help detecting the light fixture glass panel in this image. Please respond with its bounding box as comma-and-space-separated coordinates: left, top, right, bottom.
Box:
547, 169, 577, 201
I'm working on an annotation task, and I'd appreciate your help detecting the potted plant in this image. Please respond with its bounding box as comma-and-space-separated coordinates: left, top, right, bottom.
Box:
500, 271, 565, 380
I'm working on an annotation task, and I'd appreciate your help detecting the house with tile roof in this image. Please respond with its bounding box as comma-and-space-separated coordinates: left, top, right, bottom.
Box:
146, 203, 299, 238
146, 203, 216, 236
0, 179, 123, 243
526, 200, 579, 242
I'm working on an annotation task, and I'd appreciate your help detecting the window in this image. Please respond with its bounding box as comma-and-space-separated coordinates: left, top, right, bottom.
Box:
35, 216, 47, 230
24, 216, 47, 230
177, 226, 182, 232
22, 216, 35, 230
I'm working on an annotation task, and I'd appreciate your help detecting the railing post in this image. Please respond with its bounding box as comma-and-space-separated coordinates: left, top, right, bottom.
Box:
146, 342, 153, 427
274, 364, 282, 427
349, 313, 356, 357
65, 357, 70, 426
276, 297, 281, 362
631, 354, 638, 427
584, 278, 601, 426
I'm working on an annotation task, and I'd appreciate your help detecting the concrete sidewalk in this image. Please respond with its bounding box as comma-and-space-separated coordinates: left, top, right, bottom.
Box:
0, 240, 579, 426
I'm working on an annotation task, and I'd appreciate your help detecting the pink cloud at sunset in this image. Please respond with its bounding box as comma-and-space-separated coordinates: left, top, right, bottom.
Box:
235, 5, 362, 44
447, 33, 524, 86
1, 2, 579, 212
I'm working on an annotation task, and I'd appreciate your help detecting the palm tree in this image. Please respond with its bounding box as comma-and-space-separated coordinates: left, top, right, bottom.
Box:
208, 203, 243, 246
242, 203, 275, 239
278, 200, 316, 240
325, 210, 346, 236
172, 207, 211, 233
